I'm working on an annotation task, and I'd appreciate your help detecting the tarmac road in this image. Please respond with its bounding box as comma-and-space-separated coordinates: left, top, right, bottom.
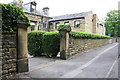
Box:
18, 43, 119, 79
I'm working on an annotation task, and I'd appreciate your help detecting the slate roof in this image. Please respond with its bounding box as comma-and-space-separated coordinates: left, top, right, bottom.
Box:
23, 7, 51, 18
23, 11, 52, 19
49, 11, 92, 22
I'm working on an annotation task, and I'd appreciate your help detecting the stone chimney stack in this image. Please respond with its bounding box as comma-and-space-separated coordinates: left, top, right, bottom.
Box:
13, 0, 23, 9
42, 7, 49, 16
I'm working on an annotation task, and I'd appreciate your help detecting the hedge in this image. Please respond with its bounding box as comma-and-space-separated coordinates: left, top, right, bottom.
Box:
28, 31, 46, 56
42, 32, 60, 57
70, 31, 110, 39
57, 24, 71, 31
28, 30, 110, 57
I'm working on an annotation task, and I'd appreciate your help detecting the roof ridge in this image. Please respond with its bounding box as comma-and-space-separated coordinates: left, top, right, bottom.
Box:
53, 11, 92, 17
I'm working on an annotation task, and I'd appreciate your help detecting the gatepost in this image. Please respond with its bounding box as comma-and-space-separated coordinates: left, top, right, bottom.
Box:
59, 25, 71, 60
17, 22, 29, 73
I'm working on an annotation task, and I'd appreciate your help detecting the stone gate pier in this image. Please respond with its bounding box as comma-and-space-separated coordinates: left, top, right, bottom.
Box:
59, 25, 71, 60
17, 23, 29, 73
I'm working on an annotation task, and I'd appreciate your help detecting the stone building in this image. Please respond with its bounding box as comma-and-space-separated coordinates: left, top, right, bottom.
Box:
11, 0, 52, 32
49, 11, 105, 35
10, 0, 105, 35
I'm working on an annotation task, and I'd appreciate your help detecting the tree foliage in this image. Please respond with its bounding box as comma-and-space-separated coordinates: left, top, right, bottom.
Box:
1, 4, 30, 32
104, 10, 120, 37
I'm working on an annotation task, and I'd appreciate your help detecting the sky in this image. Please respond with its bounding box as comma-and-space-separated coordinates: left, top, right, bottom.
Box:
1, 0, 119, 21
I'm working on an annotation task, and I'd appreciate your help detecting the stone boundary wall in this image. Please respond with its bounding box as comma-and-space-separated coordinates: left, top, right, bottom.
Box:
117, 38, 120, 43
1, 32, 17, 79
69, 38, 117, 55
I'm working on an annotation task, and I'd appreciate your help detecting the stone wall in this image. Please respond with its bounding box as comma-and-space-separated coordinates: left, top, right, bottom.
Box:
26, 12, 51, 32
69, 38, 116, 55
85, 12, 93, 33
1, 32, 17, 79
117, 38, 120, 43
92, 14, 98, 34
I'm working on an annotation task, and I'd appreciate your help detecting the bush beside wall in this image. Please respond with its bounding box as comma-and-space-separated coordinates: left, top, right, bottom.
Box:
28, 30, 110, 57
28, 31, 45, 56
70, 31, 110, 39
42, 32, 60, 57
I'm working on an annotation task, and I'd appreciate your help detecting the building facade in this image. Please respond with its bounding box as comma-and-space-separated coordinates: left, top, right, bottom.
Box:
11, 0, 105, 35
49, 11, 105, 35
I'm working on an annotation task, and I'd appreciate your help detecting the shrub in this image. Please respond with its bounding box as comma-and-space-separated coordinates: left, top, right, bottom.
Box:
57, 24, 71, 32
28, 31, 46, 56
70, 31, 110, 39
1, 4, 30, 32
42, 32, 60, 57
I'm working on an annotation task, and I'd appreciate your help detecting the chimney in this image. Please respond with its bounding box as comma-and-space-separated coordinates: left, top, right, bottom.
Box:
42, 7, 49, 16
13, 0, 23, 9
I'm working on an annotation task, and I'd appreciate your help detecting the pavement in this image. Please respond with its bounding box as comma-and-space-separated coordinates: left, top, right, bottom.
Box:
16, 43, 119, 79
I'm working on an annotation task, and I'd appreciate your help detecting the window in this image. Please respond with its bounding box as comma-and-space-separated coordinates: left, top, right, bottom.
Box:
30, 22, 36, 31
31, 5, 36, 12
55, 22, 60, 29
43, 23, 46, 28
97, 23, 99, 27
64, 21, 69, 25
30, 1, 37, 12
31, 26, 35, 31
74, 20, 80, 27
92, 19, 94, 22
50, 23, 53, 29
38, 26, 40, 30
38, 22, 43, 30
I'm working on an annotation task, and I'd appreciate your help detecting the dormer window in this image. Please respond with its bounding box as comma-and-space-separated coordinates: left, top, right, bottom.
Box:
30, 1, 37, 12
23, 1, 37, 12
31, 5, 35, 12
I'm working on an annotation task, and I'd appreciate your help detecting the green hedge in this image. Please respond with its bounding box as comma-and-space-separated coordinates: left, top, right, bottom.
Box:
28, 31, 60, 57
28, 31, 46, 56
28, 30, 110, 57
57, 24, 71, 31
42, 32, 60, 57
70, 31, 110, 39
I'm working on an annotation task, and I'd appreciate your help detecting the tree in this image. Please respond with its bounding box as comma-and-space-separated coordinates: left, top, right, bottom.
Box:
1, 4, 29, 32
104, 10, 120, 37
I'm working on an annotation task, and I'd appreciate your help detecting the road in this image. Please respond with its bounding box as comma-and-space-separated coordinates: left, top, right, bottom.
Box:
18, 43, 119, 79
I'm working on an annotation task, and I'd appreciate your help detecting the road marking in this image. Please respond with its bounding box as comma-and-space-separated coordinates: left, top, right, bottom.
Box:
60, 43, 118, 78
105, 57, 118, 78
